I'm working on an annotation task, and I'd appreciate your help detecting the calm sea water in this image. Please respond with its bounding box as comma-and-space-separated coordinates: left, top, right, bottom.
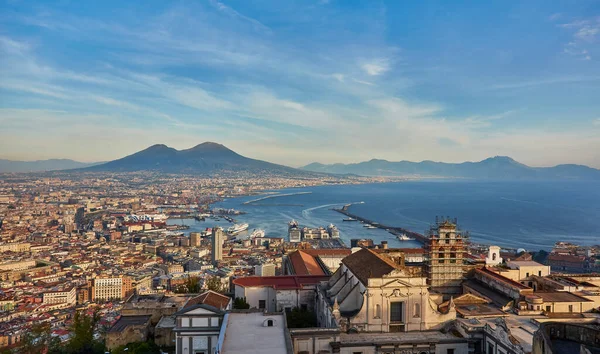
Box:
170, 180, 600, 251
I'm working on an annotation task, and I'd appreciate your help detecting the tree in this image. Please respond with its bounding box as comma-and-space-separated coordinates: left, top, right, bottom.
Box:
233, 297, 250, 309
185, 276, 201, 293
112, 341, 161, 354
204, 275, 224, 293
17, 322, 61, 354
533, 250, 549, 264
64, 310, 105, 354
286, 307, 317, 328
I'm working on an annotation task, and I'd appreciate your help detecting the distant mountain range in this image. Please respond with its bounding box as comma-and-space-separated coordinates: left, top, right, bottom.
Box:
0, 159, 101, 173
301, 156, 600, 180
78, 142, 304, 175
3, 146, 598, 180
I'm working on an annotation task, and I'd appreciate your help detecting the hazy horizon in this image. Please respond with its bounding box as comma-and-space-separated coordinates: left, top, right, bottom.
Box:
1, 0, 599, 167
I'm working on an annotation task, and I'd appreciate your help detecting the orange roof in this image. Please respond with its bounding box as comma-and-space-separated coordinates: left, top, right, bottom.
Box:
185, 290, 231, 310
289, 250, 326, 276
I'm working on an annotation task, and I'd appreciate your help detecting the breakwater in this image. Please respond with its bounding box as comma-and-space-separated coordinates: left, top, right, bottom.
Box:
333, 206, 428, 244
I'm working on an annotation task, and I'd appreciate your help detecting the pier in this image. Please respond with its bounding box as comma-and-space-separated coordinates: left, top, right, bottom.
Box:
332, 205, 429, 244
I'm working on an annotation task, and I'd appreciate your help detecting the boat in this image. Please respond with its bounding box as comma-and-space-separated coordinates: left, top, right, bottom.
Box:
342, 217, 357, 222
327, 224, 340, 238
397, 233, 414, 241
366, 225, 377, 229
363, 224, 372, 228
250, 229, 265, 238
227, 223, 249, 235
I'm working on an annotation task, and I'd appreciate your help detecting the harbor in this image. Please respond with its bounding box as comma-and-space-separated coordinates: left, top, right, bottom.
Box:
332, 204, 428, 244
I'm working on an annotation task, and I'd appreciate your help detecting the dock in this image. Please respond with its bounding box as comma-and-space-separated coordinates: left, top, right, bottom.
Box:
332, 206, 429, 244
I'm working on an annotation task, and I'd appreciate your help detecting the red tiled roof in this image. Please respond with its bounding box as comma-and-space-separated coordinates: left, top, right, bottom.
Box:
477, 267, 530, 290
289, 250, 326, 276
232, 275, 329, 290
185, 290, 231, 310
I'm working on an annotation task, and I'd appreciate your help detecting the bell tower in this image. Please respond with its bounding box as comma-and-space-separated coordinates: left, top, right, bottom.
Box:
426, 217, 468, 296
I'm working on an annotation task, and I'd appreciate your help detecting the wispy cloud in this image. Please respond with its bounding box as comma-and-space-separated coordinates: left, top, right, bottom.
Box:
558, 17, 600, 59
361, 58, 391, 76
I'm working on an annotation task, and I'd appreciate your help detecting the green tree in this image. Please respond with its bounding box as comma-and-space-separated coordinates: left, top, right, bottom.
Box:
204, 275, 224, 293
17, 322, 61, 354
286, 307, 317, 328
64, 310, 105, 354
233, 297, 250, 309
112, 341, 161, 354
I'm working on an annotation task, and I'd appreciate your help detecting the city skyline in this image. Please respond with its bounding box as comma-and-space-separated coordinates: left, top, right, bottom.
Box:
1, 0, 600, 167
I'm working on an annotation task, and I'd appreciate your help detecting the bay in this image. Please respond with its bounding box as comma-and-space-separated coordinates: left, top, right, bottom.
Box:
171, 180, 600, 251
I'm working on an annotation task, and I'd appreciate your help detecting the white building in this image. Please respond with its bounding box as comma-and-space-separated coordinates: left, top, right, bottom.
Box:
485, 245, 503, 266
216, 311, 290, 354
232, 275, 328, 312
42, 287, 76, 306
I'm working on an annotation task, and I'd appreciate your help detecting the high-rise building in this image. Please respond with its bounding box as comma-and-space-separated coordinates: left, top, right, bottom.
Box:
91, 276, 132, 301
211, 227, 224, 264
425, 218, 467, 296
190, 232, 201, 247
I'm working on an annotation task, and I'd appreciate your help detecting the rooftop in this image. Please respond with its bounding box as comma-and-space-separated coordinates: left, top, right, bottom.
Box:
288, 250, 327, 276
232, 275, 329, 290
219, 312, 288, 354
108, 315, 151, 333
527, 292, 594, 303
341, 248, 400, 285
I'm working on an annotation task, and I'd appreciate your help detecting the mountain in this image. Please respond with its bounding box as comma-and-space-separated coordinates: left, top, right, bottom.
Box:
80, 142, 304, 175
300, 156, 600, 180
0, 159, 101, 173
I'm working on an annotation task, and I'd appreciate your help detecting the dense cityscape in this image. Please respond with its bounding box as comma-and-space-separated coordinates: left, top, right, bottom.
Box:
2, 0, 600, 353
0, 170, 598, 354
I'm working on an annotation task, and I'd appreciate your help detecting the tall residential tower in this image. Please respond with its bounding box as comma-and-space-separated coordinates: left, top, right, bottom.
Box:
211, 227, 224, 265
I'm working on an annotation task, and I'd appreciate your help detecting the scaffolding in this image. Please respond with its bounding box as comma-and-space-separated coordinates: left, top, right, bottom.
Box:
425, 217, 469, 295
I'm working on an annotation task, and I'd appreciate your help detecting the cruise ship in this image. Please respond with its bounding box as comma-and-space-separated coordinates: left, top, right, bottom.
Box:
227, 223, 249, 235
397, 233, 414, 241
327, 224, 340, 238
250, 229, 265, 239
124, 214, 168, 222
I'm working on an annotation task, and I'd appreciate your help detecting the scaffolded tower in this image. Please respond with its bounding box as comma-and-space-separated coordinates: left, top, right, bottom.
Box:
426, 217, 468, 296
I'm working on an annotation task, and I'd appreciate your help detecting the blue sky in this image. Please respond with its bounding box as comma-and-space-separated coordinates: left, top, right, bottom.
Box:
1, 0, 599, 167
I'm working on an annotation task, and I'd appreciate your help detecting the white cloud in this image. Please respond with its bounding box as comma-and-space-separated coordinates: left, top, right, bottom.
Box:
361, 58, 391, 76
593, 118, 600, 126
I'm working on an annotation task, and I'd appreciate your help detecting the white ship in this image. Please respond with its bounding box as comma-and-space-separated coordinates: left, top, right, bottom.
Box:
227, 223, 249, 235
250, 229, 265, 238
125, 213, 168, 222
397, 233, 414, 241
327, 224, 340, 238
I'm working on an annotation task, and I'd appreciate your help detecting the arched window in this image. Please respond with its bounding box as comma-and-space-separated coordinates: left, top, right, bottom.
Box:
375, 304, 381, 319
492, 253, 497, 261
414, 303, 421, 318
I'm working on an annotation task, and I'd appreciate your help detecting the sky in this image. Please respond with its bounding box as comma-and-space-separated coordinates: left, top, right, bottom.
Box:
0, 0, 599, 168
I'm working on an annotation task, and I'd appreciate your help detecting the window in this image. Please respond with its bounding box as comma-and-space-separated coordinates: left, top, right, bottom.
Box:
487, 343, 494, 354
447, 349, 455, 354
390, 302, 403, 322
375, 304, 381, 319
546, 305, 551, 312
492, 253, 497, 261
414, 303, 420, 318
258, 300, 266, 309
285, 307, 292, 313
569, 305, 573, 312
267, 319, 273, 327
526, 272, 530, 278
538, 271, 542, 276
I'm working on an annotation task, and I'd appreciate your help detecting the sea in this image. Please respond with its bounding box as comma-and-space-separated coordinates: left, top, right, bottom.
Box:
168, 180, 600, 251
